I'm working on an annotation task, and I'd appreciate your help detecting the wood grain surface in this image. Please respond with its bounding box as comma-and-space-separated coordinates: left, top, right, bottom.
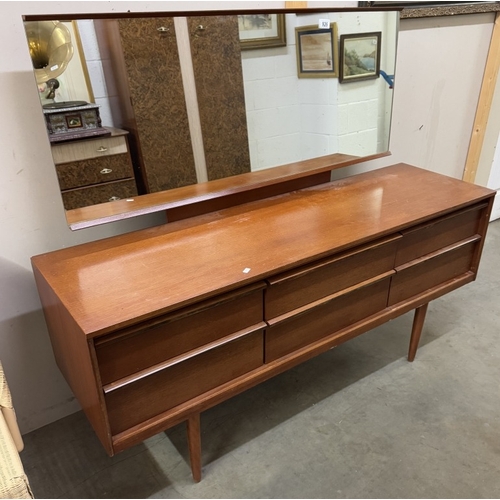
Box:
32, 164, 494, 338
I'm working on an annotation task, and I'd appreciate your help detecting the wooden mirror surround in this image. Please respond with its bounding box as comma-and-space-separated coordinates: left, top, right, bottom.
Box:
23, 8, 399, 230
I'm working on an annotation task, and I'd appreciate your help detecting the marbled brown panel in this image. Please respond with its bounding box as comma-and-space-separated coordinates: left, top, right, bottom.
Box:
118, 17, 197, 193
56, 153, 134, 190
61, 179, 138, 210
401, 3, 500, 18
188, 16, 251, 181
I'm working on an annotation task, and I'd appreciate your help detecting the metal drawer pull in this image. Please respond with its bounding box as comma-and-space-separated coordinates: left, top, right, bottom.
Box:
100, 168, 113, 175
109, 196, 121, 202
192, 25, 206, 37
97, 146, 108, 153
157, 26, 170, 33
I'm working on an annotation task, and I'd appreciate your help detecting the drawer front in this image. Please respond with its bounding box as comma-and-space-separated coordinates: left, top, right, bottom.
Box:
105, 330, 263, 435
61, 179, 138, 210
96, 286, 264, 385
51, 135, 128, 164
265, 276, 391, 362
389, 239, 477, 306
265, 236, 398, 320
395, 204, 485, 267
56, 153, 134, 190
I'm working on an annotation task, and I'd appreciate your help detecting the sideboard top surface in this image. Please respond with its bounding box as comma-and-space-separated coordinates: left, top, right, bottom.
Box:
31, 164, 495, 337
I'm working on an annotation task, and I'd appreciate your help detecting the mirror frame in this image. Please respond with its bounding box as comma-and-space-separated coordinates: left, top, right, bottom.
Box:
23, 7, 400, 230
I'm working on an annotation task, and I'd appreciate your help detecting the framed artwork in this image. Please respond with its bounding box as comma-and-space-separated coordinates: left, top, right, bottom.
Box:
238, 14, 286, 50
295, 24, 339, 78
339, 31, 381, 83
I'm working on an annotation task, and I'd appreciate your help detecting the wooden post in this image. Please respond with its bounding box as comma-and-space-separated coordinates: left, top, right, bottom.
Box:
408, 303, 429, 362
187, 414, 202, 482
463, 12, 500, 184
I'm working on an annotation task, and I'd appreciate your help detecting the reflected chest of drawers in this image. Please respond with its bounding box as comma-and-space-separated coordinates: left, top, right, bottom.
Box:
31, 164, 495, 482
50, 127, 138, 210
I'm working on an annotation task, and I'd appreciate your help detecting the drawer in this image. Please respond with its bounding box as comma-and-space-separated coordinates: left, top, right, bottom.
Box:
265, 275, 391, 362
265, 236, 399, 320
61, 179, 138, 210
51, 134, 128, 164
95, 285, 264, 385
105, 329, 264, 435
389, 237, 478, 306
56, 153, 134, 190
395, 204, 486, 267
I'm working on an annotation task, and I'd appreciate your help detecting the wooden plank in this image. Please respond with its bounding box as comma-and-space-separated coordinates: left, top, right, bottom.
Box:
463, 12, 500, 183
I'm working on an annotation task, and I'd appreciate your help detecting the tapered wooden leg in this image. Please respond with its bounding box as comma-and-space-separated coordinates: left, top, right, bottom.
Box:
186, 413, 202, 482
408, 303, 429, 362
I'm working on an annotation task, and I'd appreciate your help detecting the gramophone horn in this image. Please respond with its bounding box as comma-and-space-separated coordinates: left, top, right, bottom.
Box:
24, 21, 74, 84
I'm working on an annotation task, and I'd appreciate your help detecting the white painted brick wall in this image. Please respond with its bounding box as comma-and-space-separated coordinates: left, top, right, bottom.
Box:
243, 11, 396, 169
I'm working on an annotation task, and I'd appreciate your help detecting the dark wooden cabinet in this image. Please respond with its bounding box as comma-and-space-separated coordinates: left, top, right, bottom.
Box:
51, 128, 137, 210
31, 164, 495, 482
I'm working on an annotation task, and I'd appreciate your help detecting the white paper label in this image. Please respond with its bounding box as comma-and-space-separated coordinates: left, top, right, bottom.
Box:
319, 19, 330, 29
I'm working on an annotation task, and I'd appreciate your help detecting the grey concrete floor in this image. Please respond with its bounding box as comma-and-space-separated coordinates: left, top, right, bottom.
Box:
20, 219, 500, 499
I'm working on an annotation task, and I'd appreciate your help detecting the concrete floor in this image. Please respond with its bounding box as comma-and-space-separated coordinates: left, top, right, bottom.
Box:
20, 219, 500, 499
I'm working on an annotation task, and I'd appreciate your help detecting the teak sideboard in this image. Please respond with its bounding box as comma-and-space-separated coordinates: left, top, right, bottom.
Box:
31, 164, 495, 481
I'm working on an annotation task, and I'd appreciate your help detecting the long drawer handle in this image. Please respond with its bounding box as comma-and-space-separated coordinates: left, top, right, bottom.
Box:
96, 146, 108, 153
109, 196, 121, 202
267, 271, 395, 328
395, 235, 481, 272
102, 322, 266, 394
268, 234, 401, 286
100, 168, 113, 175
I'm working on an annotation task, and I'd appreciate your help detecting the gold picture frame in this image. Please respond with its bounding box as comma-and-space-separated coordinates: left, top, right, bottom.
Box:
295, 24, 339, 78
238, 14, 287, 50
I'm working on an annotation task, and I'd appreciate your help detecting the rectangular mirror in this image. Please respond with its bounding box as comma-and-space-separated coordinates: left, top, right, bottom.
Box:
23, 8, 399, 229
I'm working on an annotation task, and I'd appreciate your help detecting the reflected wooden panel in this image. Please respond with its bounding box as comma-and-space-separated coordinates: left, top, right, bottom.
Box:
56, 153, 134, 190
96, 17, 198, 193
188, 15, 251, 180
61, 179, 138, 210
118, 17, 197, 192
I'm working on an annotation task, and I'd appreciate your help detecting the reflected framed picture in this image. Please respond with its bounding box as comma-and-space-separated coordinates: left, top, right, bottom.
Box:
339, 31, 381, 83
65, 114, 83, 128
295, 24, 339, 78
238, 14, 286, 50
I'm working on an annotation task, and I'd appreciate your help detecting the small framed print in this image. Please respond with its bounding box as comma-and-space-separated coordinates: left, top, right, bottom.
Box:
238, 14, 286, 50
66, 114, 83, 129
339, 32, 381, 83
295, 24, 339, 78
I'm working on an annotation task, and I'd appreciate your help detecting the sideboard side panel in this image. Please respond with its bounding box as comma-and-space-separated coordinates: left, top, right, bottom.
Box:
31, 266, 113, 455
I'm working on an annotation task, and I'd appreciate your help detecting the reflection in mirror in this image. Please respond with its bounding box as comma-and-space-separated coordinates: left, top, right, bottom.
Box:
23, 9, 398, 228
